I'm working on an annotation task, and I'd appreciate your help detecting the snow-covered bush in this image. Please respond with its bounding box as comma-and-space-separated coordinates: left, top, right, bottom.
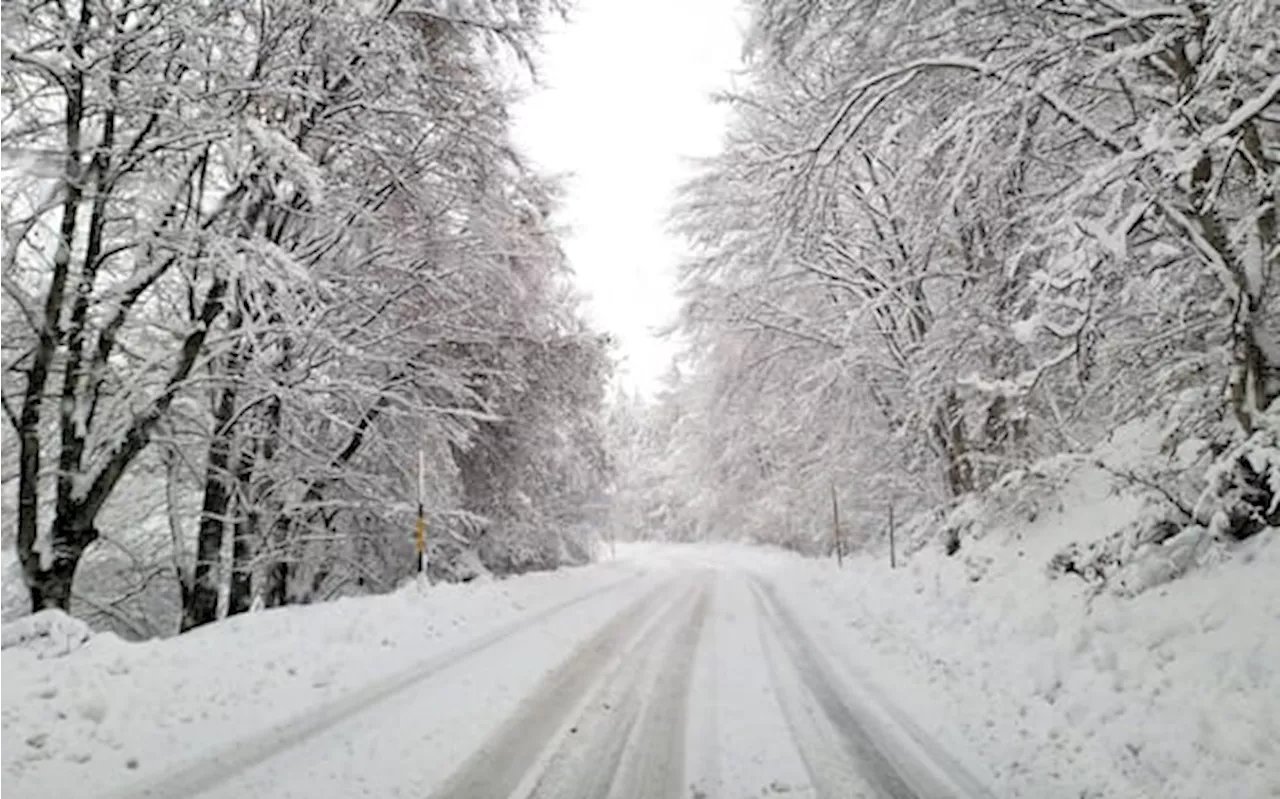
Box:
1, 610, 93, 659
1195, 403, 1280, 541
477, 521, 562, 575
923, 458, 1076, 560
982, 458, 1075, 528
1046, 503, 1187, 595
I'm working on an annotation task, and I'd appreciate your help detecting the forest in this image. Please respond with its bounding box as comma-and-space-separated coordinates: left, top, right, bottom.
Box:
2, 0, 609, 636
609, 0, 1279, 569
2, 4, 1276, 797
3, 0, 1278, 638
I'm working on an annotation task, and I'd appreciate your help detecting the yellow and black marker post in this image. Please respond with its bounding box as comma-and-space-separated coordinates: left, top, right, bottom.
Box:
415, 449, 428, 579
415, 502, 426, 574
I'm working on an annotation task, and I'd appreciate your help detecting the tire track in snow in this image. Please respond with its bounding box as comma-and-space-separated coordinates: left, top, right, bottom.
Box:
429, 572, 712, 799
99, 572, 651, 799
578, 575, 709, 799
750, 576, 995, 799
754, 582, 887, 798
686, 572, 814, 799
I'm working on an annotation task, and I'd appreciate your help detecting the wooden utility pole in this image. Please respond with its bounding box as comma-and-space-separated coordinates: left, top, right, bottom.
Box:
831, 484, 843, 568
888, 503, 896, 570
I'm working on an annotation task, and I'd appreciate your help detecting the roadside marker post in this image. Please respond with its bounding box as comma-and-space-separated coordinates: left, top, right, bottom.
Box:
415, 511, 426, 573
888, 503, 896, 570
416, 450, 428, 583
831, 484, 843, 568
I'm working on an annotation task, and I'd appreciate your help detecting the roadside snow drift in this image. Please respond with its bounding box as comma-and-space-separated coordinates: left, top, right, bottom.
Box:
759, 469, 1280, 799
1, 561, 649, 799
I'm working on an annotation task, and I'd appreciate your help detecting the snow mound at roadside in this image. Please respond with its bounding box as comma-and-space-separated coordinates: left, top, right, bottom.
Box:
0, 561, 640, 799
1, 610, 93, 659
771, 418, 1280, 798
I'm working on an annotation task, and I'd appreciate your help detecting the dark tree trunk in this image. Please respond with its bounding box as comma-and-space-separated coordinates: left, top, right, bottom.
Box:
263, 551, 291, 608
262, 511, 293, 609
15, 3, 89, 616
182, 380, 237, 631
27, 522, 98, 611
183, 452, 230, 629
227, 471, 254, 614
228, 524, 254, 615
305, 568, 330, 603
226, 415, 263, 617
935, 390, 973, 497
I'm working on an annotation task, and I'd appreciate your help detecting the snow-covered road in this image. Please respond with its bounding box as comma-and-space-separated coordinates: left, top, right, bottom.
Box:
25, 552, 991, 799
12, 491, 1277, 799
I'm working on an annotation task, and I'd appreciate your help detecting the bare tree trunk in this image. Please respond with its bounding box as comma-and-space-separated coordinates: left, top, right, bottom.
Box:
26, 521, 98, 611
263, 531, 291, 608
227, 433, 256, 617
1187, 114, 1278, 434
182, 375, 237, 631
245, 395, 283, 610
934, 390, 973, 496
165, 444, 195, 623
16, 4, 90, 612
228, 524, 254, 615
1229, 305, 1270, 434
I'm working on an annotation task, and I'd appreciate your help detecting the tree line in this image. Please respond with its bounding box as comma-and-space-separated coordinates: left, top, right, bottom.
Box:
611, 0, 1278, 551
2, 0, 610, 635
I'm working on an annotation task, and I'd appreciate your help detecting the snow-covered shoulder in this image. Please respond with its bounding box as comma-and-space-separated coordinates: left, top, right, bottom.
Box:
761, 458, 1280, 799
0, 559, 646, 799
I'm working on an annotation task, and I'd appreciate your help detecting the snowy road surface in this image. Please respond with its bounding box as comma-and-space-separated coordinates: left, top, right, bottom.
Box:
38, 552, 992, 799
11, 512, 1278, 799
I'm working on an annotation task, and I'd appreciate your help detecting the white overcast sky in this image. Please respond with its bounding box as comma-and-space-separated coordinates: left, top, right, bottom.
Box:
511, 0, 746, 394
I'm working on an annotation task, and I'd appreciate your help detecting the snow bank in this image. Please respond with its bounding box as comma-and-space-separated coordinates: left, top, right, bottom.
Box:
767, 462, 1280, 798
0, 560, 645, 799
2, 610, 94, 659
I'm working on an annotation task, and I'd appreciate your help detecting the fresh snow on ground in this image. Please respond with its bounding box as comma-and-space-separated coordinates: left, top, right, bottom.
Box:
1, 560, 654, 799
3, 501, 1277, 798
613, 470, 1280, 799
750, 463, 1280, 798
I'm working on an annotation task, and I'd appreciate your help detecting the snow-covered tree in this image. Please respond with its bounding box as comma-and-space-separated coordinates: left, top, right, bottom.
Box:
658, 0, 1277, 551
2, 0, 607, 635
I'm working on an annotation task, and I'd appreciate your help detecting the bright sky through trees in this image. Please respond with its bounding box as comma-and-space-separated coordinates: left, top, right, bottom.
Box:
513, 0, 746, 393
